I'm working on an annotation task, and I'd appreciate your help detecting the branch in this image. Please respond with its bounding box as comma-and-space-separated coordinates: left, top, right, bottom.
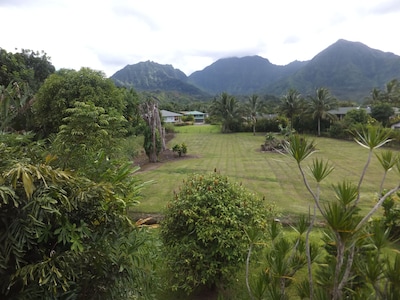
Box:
306, 204, 316, 300
355, 149, 372, 206
355, 184, 400, 231
298, 164, 324, 216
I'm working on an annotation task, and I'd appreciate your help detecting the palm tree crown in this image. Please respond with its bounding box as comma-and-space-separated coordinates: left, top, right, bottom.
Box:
307, 87, 337, 136
209, 92, 241, 133
279, 89, 303, 130
245, 94, 265, 135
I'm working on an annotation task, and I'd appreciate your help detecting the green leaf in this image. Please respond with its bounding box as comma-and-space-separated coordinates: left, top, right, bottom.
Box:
333, 181, 359, 206
284, 135, 317, 164
353, 126, 392, 150
310, 158, 334, 183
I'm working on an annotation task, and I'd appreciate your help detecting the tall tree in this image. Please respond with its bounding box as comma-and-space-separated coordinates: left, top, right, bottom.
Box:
209, 92, 241, 133
0, 81, 31, 132
279, 89, 303, 130
384, 79, 399, 103
0, 48, 55, 132
367, 79, 400, 105
122, 88, 143, 135
0, 48, 55, 92
369, 87, 382, 103
244, 94, 265, 135
307, 87, 337, 136
33, 68, 125, 137
52, 101, 127, 171
371, 102, 394, 127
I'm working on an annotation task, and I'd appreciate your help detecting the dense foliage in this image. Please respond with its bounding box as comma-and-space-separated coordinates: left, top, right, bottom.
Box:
33, 68, 125, 137
0, 49, 55, 132
0, 133, 157, 299
209, 92, 243, 133
0, 48, 55, 92
0, 59, 159, 299
160, 171, 274, 294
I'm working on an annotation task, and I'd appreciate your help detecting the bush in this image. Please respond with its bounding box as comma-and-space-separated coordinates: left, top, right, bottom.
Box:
172, 143, 187, 157
160, 171, 274, 294
382, 193, 400, 240
182, 115, 194, 122
254, 116, 288, 133
164, 123, 176, 133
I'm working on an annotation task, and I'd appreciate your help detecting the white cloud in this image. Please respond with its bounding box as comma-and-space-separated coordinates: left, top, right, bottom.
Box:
1, 0, 400, 76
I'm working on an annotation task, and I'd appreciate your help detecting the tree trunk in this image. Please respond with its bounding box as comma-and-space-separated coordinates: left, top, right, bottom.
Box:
155, 110, 166, 151
140, 99, 166, 163
317, 117, 321, 136
150, 105, 157, 162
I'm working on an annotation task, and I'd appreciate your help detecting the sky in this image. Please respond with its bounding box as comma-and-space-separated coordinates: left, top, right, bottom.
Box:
1, 0, 400, 77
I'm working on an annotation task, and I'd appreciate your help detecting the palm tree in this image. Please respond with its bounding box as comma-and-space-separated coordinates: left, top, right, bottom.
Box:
307, 87, 337, 136
279, 89, 303, 130
245, 94, 265, 135
369, 87, 382, 104
209, 92, 241, 133
383, 79, 400, 104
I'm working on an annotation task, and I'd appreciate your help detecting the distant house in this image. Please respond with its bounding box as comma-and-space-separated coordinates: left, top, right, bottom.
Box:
391, 122, 400, 130
161, 110, 183, 123
328, 107, 371, 120
182, 111, 206, 123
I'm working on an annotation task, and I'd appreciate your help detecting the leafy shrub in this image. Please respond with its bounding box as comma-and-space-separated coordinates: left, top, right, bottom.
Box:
182, 115, 194, 122
382, 193, 400, 240
160, 171, 274, 294
172, 143, 187, 157
254, 116, 288, 133
328, 120, 349, 139
173, 121, 193, 126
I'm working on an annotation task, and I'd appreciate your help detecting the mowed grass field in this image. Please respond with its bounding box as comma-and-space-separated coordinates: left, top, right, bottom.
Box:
134, 124, 400, 218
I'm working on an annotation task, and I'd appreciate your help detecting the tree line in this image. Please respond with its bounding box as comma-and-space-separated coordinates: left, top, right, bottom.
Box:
208, 80, 400, 138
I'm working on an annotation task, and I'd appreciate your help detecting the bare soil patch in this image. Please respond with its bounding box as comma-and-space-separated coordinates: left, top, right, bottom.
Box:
133, 132, 199, 172
133, 149, 199, 172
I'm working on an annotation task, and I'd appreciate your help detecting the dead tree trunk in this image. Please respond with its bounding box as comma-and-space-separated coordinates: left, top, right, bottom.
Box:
140, 99, 166, 162
155, 105, 166, 151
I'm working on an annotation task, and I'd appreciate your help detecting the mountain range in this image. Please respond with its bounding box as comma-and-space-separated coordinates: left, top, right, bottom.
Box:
110, 39, 400, 102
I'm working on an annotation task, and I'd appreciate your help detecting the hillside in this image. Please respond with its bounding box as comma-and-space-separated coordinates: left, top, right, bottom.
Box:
111, 61, 208, 98
187, 56, 306, 95
265, 39, 400, 100
110, 40, 400, 101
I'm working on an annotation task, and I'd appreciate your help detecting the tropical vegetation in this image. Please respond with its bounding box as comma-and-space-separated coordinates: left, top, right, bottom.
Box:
2, 47, 400, 299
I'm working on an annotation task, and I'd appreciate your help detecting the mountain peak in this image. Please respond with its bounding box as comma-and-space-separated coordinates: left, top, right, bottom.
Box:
110, 40, 400, 101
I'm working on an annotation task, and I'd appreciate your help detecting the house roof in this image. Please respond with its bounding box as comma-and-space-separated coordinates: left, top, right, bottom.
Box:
161, 110, 183, 117
181, 110, 205, 115
328, 107, 371, 115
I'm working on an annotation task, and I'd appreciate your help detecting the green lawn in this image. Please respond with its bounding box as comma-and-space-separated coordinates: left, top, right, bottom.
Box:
135, 125, 399, 218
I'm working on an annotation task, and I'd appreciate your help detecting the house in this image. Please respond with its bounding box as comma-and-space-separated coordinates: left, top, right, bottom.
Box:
181, 111, 206, 123
328, 107, 371, 120
161, 110, 183, 123
391, 122, 400, 130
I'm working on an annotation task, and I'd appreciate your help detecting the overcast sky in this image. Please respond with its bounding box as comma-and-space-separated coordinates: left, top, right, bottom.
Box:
1, 0, 400, 77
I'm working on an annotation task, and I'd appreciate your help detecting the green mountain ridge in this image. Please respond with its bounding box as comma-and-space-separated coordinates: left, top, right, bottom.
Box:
266, 39, 400, 100
110, 39, 400, 101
